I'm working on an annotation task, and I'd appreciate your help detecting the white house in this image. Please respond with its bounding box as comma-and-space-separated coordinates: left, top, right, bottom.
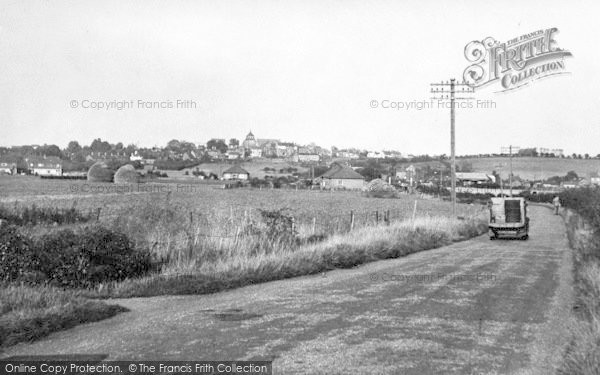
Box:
0, 160, 17, 175
26, 156, 62, 176
222, 165, 250, 180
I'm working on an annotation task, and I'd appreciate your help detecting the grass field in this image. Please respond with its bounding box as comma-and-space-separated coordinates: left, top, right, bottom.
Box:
0, 175, 484, 234
462, 157, 600, 180
396, 156, 600, 181
0, 175, 487, 346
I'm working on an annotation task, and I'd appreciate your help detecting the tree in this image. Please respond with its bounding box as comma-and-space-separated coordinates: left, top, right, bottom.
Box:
66, 141, 82, 154
90, 138, 111, 152
40, 144, 62, 158
206, 139, 228, 154
229, 138, 239, 147
115, 142, 124, 150
166, 139, 181, 152
124, 144, 136, 155
565, 171, 578, 181
517, 148, 538, 157
357, 166, 382, 181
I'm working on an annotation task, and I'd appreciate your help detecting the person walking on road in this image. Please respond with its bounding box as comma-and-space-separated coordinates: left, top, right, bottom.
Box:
552, 195, 561, 215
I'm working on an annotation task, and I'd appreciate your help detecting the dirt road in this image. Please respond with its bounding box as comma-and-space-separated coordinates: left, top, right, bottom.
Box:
1, 206, 574, 374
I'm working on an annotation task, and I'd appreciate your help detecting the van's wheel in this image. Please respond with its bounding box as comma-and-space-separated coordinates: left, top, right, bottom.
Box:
522, 234, 529, 240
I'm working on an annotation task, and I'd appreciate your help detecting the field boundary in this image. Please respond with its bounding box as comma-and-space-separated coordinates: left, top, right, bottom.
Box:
91, 216, 487, 299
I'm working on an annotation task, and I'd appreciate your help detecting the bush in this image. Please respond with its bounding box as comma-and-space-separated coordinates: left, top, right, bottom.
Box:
519, 191, 555, 203
0, 224, 152, 288
0, 223, 38, 282
34, 226, 152, 288
259, 209, 297, 242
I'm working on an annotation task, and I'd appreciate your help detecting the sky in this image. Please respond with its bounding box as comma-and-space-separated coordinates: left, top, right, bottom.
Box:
0, 0, 598, 155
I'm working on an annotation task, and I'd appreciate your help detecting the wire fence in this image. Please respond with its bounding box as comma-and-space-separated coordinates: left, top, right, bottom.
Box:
91, 200, 449, 239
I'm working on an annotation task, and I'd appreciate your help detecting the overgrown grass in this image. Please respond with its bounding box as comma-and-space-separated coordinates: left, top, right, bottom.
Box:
0, 284, 126, 348
0, 202, 93, 226
92, 215, 487, 298
559, 210, 600, 375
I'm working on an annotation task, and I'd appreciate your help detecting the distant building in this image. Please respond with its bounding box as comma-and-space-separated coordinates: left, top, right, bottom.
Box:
367, 151, 384, 159
26, 156, 62, 176
242, 131, 258, 149
276, 143, 296, 158
130, 151, 143, 162
338, 151, 360, 159
241, 131, 263, 158
317, 162, 365, 190
535, 147, 564, 157
0, 159, 17, 175
297, 153, 320, 163
456, 172, 495, 185
222, 165, 250, 180
249, 148, 263, 158
226, 151, 242, 160
206, 150, 221, 159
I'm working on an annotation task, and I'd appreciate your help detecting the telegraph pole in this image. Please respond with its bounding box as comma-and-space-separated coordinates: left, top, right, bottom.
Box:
430, 79, 474, 217
509, 145, 513, 197
501, 145, 520, 197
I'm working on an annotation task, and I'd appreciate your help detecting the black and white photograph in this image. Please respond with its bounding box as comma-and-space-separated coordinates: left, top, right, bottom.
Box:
0, 1, 599, 374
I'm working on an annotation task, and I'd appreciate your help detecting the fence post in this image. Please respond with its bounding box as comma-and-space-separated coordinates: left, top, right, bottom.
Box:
385, 210, 390, 225
190, 211, 193, 225
291, 217, 296, 233
375, 210, 379, 224
312, 217, 316, 234
350, 210, 355, 231
412, 200, 418, 221
96, 207, 101, 221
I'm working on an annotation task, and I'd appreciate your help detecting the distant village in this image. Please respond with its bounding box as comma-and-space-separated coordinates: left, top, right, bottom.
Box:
0, 130, 405, 177
0, 131, 599, 191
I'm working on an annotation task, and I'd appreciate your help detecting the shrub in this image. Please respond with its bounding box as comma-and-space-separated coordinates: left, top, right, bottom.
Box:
259, 209, 297, 243
519, 191, 555, 203
87, 161, 114, 182
0, 223, 38, 282
1, 224, 152, 288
